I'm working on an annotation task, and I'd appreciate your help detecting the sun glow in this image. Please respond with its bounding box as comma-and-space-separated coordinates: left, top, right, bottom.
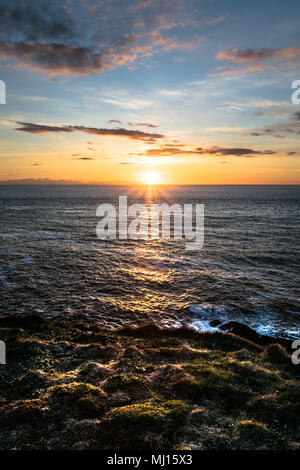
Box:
141, 171, 161, 185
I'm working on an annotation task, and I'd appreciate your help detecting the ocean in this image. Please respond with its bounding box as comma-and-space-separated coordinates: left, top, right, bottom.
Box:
0, 184, 299, 340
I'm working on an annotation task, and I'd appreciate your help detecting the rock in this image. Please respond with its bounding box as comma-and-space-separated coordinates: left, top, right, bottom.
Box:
2, 399, 49, 423
263, 344, 290, 365
18, 370, 48, 388
231, 349, 253, 361
52, 341, 70, 353
68, 418, 100, 435
188, 407, 210, 424
65, 419, 101, 449
107, 391, 130, 406
122, 346, 144, 360
210, 319, 222, 327
75, 344, 118, 361
120, 323, 163, 338
146, 364, 185, 386
220, 322, 262, 343
220, 322, 291, 349
102, 346, 119, 359
75, 344, 103, 358
72, 441, 92, 450
46, 382, 107, 419
235, 419, 281, 449
78, 362, 112, 383
0, 315, 46, 329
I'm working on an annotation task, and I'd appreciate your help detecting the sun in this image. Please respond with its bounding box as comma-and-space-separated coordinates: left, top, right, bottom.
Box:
141, 171, 161, 185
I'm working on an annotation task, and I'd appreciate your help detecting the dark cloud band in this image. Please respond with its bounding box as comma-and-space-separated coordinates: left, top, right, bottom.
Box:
142, 146, 276, 157
14, 121, 164, 141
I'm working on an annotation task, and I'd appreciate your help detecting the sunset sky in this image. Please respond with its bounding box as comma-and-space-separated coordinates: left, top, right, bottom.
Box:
0, 0, 300, 184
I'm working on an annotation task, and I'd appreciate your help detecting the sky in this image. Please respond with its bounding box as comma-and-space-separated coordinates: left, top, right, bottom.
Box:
0, 0, 300, 185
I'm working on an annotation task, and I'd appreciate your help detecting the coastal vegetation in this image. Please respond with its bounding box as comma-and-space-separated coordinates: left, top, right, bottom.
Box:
0, 315, 298, 450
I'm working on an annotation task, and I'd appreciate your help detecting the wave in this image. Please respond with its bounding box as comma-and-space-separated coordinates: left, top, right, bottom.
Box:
188, 302, 300, 340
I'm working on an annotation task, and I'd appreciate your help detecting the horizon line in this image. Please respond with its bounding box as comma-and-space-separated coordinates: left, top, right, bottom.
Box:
0, 182, 299, 187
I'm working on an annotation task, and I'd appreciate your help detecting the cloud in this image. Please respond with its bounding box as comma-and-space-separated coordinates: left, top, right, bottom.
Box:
144, 30, 204, 52
212, 64, 272, 77
224, 99, 284, 110
15, 121, 74, 133
14, 121, 164, 141
0, 41, 110, 76
247, 115, 300, 138
205, 15, 227, 25
0, 2, 110, 76
108, 119, 122, 125
197, 147, 276, 156
142, 147, 202, 157
100, 92, 153, 109
215, 47, 300, 76
128, 122, 158, 128
130, 0, 200, 30
72, 157, 96, 160
0, 0, 204, 76
0, 2, 75, 42
217, 48, 300, 63
205, 126, 246, 133
157, 89, 186, 98
0, 178, 84, 185
141, 145, 276, 157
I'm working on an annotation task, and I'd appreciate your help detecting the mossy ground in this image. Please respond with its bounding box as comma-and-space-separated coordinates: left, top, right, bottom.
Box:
0, 315, 299, 450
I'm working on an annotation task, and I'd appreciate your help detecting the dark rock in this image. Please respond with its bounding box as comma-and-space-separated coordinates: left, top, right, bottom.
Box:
146, 364, 186, 386
73, 441, 93, 450
122, 346, 144, 360
220, 321, 291, 349
78, 362, 112, 383
263, 344, 290, 365
220, 322, 262, 343
188, 407, 210, 424
1, 399, 49, 423
75, 343, 117, 361
52, 341, 70, 353
0, 315, 46, 329
107, 391, 130, 406
67, 418, 100, 441
18, 370, 48, 388
232, 349, 254, 361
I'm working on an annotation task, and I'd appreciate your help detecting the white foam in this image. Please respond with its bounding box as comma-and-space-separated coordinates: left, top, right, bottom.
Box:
188, 302, 300, 340
189, 319, 220, 333
188, 303, 230, 333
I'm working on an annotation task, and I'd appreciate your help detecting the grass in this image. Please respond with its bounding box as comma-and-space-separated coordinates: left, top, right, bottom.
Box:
0, 315, 299, 450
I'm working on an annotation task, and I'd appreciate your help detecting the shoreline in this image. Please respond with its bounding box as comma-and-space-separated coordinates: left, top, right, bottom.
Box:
0, 313, 295, 347
0, 315, 299, 450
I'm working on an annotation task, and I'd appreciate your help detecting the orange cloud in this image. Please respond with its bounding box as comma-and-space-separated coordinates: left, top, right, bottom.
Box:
217, 47, 300, 62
